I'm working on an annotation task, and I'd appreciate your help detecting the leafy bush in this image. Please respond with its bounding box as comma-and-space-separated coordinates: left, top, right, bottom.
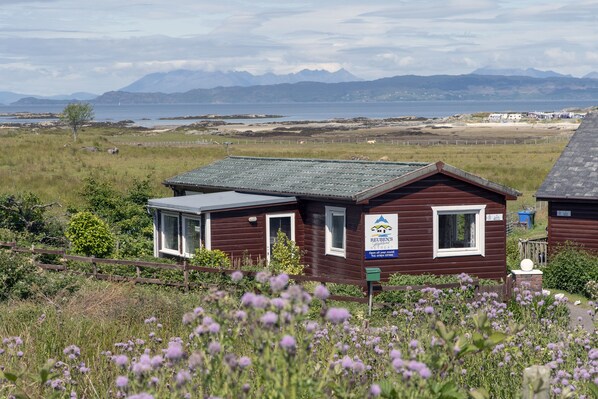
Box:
506, 236, 521, 272
66, 212, 114, 258
0, 250, 41, 300
269, 230, 304, 275
190, 247, 231, 268
543, 244, 598, 296
585, 280, 598, 300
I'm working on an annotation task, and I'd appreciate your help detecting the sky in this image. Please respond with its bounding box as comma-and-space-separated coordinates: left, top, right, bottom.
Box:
1, 0, 597, 96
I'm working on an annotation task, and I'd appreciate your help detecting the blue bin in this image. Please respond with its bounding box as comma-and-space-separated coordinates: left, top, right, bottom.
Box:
518, 210, 536, 229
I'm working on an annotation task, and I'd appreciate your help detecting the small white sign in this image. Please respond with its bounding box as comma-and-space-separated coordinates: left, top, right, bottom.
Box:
194, 226, 202, 232
486, 213, 504, 221
557, 210, 571, 217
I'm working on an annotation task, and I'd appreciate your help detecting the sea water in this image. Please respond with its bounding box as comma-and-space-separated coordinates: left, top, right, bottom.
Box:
1, 100, 596, 127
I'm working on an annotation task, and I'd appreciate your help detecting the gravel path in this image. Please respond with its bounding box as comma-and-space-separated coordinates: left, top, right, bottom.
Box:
567, 302, 595, 333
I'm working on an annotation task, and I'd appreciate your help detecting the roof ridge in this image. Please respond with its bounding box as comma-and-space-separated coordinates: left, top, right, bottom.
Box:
227, 155, 430, 166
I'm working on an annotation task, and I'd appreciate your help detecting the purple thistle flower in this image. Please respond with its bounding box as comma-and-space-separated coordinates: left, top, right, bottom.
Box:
208, 322, 221, 334
407, 360, 432, 379
231, 270, 243, 283
63, 345, 81, 359
341, 355, 354, 369
409, 339, 419, 348
424, 306, 434, 314
150, 355, 163, 368
325, 307, 351, 324
182, 312, 196, 325
255, 271, 270, 283
165, 341, 184, 361
370, 384, 381, 397
113, 354, 129, 367
208, 341, 221, 355
314, 285, 330, 301
390, 349, 401, 360
260, 311, 278, 326
280, 335, 296, 353
127, 393, 155, 399
238, 356, 251, 369
175, 370, 192, 386
235, 310, 247, 321
144, 316, 157, 324
269, 274, 289, 292
188, 352, 203, 370
116, 375, 128, 388
132, 354, 152, 376
392, 358, 404, 372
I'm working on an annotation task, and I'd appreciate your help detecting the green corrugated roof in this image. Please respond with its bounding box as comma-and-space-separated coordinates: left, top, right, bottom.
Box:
164, 156, 430, 200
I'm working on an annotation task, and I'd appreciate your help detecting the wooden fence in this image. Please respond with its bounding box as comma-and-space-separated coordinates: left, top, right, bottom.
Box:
118, 135, 569, 148
518, 238, 548, 267
0, 242, 511, 303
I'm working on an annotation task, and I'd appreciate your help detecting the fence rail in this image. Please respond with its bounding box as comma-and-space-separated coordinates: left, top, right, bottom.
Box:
118, 135, 569, 148
1, 241, 510, 303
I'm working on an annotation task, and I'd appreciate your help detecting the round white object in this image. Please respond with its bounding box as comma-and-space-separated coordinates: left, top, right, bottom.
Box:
520, 258, 534, 271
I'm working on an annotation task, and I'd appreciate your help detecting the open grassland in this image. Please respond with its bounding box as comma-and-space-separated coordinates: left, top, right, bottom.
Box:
0, 125, 568, 213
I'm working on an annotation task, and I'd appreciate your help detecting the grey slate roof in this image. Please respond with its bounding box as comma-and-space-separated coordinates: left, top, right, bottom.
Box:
537, 113, 598, 200
164, 156, 520, 202
148, 191, 297, 214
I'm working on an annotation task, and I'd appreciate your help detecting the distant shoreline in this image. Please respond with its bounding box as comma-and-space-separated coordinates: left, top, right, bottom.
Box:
158, 114, 284, 120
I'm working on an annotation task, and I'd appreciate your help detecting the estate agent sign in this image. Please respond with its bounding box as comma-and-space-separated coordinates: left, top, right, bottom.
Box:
365, 214, 398, 259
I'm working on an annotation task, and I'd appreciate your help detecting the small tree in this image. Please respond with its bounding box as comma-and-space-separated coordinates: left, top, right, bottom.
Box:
269, 230, 304, 275
60, 102, 94, 142
66, 211, 114, 257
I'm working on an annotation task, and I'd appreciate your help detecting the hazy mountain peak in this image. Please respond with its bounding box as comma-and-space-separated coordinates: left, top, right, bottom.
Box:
471, 67, 571, 78
120, 68, 362, 93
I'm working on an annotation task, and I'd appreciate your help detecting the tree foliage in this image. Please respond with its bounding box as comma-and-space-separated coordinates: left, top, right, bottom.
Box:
60, 103, 94, 142
0, 192, 64, 245
66, 211, 114, 257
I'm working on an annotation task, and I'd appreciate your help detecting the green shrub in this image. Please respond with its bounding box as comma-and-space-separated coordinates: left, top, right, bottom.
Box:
0, 250, 41, 300
543, 244, 598, 296
190, 247, 231, 268
66, 212, 114, 258
506, 236, 521, 272
585, 280, 598, 300
269, 230, 304, 275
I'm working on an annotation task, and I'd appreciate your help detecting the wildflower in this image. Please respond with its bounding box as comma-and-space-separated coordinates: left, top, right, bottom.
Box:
306, 321, 318, 333
255, 271, 270, 283
144, 317, 157, 324
424, 306, 434, 314
408, 360, 432, 379
208, 322, 221, 334
166, 341, 184, 361
390, 349, 401, 360
182, 312, 196, 325
116, 376, 128, 388
113, 354, 129, 367
63, 345, 81, 360
314, 284, 330, 301
238, 356, 251, 369
188, 352, 203, 370
235, 310, 247, 321
280, 335, 297, 353
208, 341, 221, 355
325, 307, 351, 324
127, 393, 155, 399
150, 355, 163, 368
392, 358, 404, 372
270, 274, 289, 292
341, 355, 354, 369
132, 354, 152, 375
370, 384, 381, 397
175, 370, 191, 386
260, 311, 278, 327
231, 270, 243, 283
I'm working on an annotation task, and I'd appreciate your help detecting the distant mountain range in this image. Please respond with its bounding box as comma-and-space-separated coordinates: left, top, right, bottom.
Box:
7, 68, 598, 106
120, 68, 361, 93
0, 91, 96, 106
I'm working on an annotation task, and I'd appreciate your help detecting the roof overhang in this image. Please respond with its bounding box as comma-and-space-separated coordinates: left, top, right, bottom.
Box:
148, 191, 297, 214
354, 161, 521, 203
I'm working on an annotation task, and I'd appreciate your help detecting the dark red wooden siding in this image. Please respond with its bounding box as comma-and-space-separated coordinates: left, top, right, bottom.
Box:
300, 173, 508, 281
301, 202, 363, 280
548, 201, 598, 253
363, 173, 507, 280
210, 205, 304, 264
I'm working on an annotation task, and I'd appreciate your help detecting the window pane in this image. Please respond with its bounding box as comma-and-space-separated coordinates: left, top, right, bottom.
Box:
184, 219, 201, 255
439, 213, 476, 249
163, 215, 179, 251
331, 214, 345, 249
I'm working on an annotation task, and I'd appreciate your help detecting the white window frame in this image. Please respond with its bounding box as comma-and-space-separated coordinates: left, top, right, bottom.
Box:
160, 212, 180, 256
325, 206, 346, 258
432, 205, 486, 258
266, 213, 296, 263
182, 216, 202, 258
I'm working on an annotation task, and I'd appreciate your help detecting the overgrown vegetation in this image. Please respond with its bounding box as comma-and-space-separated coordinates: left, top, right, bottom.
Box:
543, 243, 598, 297
268, 229, 304, 275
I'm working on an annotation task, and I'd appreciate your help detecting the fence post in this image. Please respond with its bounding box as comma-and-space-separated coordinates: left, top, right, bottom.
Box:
92, 257, 97, 278
136, 264, 141, 280
183, 260, 189, 292
522, 365, 550, 399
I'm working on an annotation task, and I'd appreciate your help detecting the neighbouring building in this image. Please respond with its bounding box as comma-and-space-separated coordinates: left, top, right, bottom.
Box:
536, 112, 598, 252
148, 156, 520, 281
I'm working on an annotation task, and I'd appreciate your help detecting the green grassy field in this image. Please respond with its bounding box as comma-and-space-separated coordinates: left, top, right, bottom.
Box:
0, 126, 567, 214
